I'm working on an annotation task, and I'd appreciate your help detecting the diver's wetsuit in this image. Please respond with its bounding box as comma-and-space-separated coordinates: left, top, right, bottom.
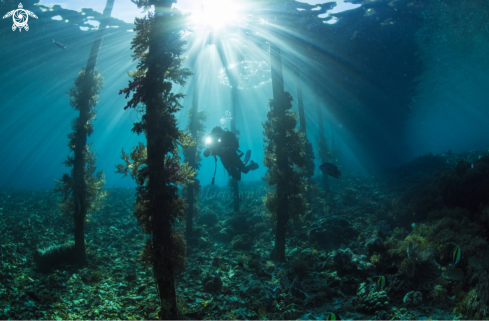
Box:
203, 127, 258, 181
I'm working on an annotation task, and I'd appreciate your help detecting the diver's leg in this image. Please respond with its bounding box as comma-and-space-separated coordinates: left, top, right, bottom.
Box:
236, 157, 258, 174
242, 161, 259, 173
234, 156, 248, 173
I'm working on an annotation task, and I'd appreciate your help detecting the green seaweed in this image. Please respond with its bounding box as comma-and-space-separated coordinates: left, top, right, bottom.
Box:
263, 88, 310, 261
182, 108, 208, 237
54, 69, 108, 223
262, 93, 309, 225
115, 2, 193, 318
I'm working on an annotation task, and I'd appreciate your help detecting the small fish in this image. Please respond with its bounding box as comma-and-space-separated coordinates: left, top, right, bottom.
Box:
468, 256, 483, 270
53, 39, 66, 49
326, 312, 340, 320
407, 242, 414, 259
380, 18, 395, 26
446, 242, 462, 265
443, 267, 464, 281
364, 8, 376, 17
372, 275, 386, 289
320, 162, 341, 179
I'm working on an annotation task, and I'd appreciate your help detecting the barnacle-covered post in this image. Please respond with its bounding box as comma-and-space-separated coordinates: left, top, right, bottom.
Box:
116, 0, 193, 318
316, 100, 330, 192
229, 100, 240, 212
295, 68, 306, 133
229, 75, 240, 212
183, 86, 207, 238
294, 67, 316, 201
215, 39, 241, 212
264, 44, 308, 262
182, 48, 207, 238
270, 43, 287, 262
52, 0, 113, 266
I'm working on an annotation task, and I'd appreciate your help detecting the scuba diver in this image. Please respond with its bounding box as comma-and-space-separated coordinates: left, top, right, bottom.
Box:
203, 126, 259, 183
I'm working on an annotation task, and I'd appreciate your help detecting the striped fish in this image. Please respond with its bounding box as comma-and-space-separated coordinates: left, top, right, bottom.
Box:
372, 275, 386, 289
447, 242, 462, 265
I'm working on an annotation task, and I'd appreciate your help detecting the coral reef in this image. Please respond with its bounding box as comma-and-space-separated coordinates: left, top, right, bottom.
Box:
224, 215, 250, 233
309, 216, 358, 251
463, 269, 489, 319
198, 210, 218, 226
403, 291, 422, 306
8, 142, 489, 319
398, 156, 489, 224
375, 220, 392, 236
231, 234, 251, 250
291, 259, 309, 277
365, 235, 385, 255
384, 231, 441, 298
430, 284, 447, 302
333, 248, 374, 274
203, 272, 222, 293
356, 282, 390, 313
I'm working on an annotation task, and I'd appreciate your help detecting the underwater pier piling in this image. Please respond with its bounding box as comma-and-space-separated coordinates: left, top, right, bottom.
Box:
184, 79, 207, 239
72, 0, 114, 266
295, 68, 306, 133
265, 44, 309, 262
229, 85, 240, 213
186, 79, 199, 238
48, 0, 113, 271
116, 0, 193, 317
316, 99, 330, 192
215, 38, 241, 213
144, 3, 179, 318
269, 43, 289, 262
294, 65, 316, 203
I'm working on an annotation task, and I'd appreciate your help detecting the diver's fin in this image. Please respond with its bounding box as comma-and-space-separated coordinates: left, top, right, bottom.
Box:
243, 150, 251, 165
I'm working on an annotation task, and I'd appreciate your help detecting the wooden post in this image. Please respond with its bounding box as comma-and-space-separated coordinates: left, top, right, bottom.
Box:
145, 1, 179, 318
270, 43, 288, 262
186, 84, 199, 237
230, 84, 240, 213
317, 101, 329, 192
295, 69, 306, 133
72, 0, 114, 265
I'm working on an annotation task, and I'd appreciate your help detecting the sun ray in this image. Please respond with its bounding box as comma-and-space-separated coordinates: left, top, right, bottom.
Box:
190, 0, 244, 30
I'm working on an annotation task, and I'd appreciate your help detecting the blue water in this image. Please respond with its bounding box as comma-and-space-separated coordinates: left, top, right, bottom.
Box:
1, 0, 489, 189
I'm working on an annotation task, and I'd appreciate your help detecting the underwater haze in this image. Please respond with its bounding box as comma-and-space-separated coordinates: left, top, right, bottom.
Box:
1, 0, 488, 188
2, 0, 489, 320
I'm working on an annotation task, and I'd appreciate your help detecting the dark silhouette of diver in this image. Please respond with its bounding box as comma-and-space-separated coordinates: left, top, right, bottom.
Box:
203, 126, 259, 183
